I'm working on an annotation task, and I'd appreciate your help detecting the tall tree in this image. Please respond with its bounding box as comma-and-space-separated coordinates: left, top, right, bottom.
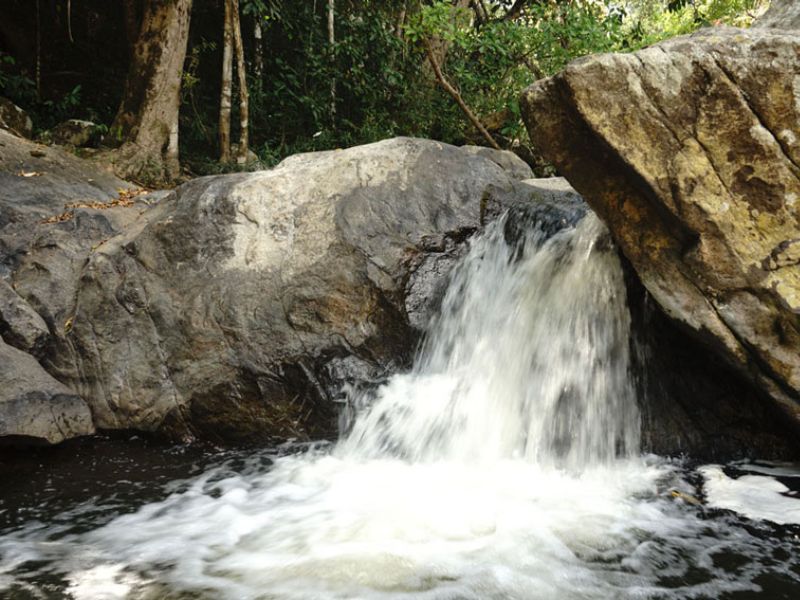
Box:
328, 0, 336, 125
108, 0, 193, 183
253, 15, 264, 78
231, 0, 250, 163
219, 0, 234, 163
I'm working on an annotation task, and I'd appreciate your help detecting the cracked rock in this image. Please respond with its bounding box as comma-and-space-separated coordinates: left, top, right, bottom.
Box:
521, 26, 800, 437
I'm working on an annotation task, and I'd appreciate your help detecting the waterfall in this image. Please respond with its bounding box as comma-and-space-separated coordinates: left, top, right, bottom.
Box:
4, 209, 698, 600
339, 211, 640, 468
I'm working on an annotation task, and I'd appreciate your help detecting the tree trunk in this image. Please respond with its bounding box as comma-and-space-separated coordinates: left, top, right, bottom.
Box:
108, 0, 192, 184
253, 16, 264, 78
328, 0, 336, 125
396, 2, 407, 39
231, 0, 249, 164
35, 0, 41, 100
219, 0, 234, 163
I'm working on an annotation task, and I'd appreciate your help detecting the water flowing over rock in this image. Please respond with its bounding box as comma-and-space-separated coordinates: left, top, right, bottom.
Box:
521, 26, 800, 440
339, 210, 640, 468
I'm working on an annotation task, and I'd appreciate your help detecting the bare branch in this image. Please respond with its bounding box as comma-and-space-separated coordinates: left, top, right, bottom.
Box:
423, 39, 501, 150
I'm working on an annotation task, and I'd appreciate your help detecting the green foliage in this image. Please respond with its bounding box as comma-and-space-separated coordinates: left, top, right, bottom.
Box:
0, 52, 36, 105
0, 49, 88, 133
623, 0, 769, 47
0, 0, 770, 172
399, 0, 628, 151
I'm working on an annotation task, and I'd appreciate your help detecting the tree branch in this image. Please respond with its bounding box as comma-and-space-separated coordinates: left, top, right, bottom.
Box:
423, 40, 501, 150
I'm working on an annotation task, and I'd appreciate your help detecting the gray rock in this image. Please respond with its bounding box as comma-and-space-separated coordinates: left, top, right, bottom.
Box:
51, 119, 101, 148
0, 97, 32, 139
521, 27, 800, 444
0, 128, 144, 324
0, 337, 94, 444
754, 0, 800, 29
46, 137, 526, 442
459, 145, 533, 180
0, 279, 50, 356
0, 129, 157, 445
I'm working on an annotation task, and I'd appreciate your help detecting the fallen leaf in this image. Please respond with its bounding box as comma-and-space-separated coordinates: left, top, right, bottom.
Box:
40, 211, 74, 224
18, 171, 42, 177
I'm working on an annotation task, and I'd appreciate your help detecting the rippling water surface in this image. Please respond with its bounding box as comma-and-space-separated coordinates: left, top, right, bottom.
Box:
2, 213, 800, 599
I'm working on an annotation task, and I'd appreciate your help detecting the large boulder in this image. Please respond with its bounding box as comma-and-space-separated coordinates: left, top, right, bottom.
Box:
521, 27, 800, 438
21, 137, 528, 443
459, 145, 534, 181
0, 128, 143, 320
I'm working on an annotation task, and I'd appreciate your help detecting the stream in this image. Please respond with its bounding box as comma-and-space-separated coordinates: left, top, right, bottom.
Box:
2, 213, 800, 599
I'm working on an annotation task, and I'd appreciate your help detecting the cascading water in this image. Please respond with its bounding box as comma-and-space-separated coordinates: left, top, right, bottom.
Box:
3, 209, 800, 600
339, 212, 639, 467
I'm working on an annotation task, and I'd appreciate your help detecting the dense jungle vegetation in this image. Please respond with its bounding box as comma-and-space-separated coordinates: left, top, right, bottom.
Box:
0, 0, 769, 183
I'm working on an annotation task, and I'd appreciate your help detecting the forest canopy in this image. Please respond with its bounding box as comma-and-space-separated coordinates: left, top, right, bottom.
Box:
0, 0, 769, 183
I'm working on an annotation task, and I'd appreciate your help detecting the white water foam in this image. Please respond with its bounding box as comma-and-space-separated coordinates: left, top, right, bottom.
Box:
339, 213, 639, 467
2, 212, 799, 598
701, 465, 800, 525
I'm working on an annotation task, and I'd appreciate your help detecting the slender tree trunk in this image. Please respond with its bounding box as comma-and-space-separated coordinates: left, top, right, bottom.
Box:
503, 0, 528, 21
35, 0, 41, 101
470, 0, 488, 25
108, 0, 192, 184
66, 0, 73, 42
423, 40, 500, 150
219, 0, 234, 163
253, 16, 264, 78
396, 2, 407, 39
328, 0, 336, 125
231, 0, 249, 164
